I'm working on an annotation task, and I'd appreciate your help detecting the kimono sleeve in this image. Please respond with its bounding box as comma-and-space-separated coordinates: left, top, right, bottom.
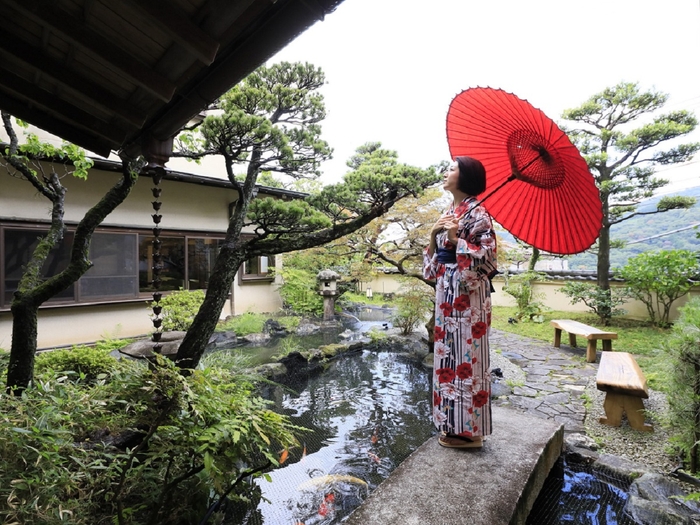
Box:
454, 206, 498, 277
423, 246, 439, 280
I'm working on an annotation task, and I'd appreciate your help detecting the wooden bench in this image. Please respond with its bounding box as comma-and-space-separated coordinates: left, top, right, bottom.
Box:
551, 319, 618, 363
596, 351, 653, 432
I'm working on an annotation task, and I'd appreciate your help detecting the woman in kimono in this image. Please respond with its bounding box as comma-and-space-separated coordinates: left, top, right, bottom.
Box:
424, 156, 498, 448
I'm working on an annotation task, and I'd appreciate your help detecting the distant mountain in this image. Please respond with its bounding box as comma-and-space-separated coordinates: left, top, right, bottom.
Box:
566, 186, 700, 271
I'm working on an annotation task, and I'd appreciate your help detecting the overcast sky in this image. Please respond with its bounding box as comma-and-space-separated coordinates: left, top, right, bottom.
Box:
265, 0, 700, 193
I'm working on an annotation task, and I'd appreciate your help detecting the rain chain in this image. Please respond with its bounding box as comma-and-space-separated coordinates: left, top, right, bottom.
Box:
150, 166, 165, 354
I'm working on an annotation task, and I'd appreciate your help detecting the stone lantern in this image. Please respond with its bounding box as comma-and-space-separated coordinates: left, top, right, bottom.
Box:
317, 269, 340, 321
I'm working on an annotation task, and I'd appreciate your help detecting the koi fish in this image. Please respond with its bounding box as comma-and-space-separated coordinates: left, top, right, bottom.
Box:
297, 474, 368, 491
318, 493, 336, 517
279, 449, 289, 464
368, 452, 381, 464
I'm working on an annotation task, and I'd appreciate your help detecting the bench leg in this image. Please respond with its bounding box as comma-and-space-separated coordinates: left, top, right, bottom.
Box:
602, 340, 612, 352
568, 333, 577, 348
553, 328, 562, 348
586, 340, 597, 363
599, 393, 653, 432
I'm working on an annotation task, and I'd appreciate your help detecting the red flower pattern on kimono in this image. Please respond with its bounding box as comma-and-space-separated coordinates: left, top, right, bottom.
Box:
457, 254, 470, 271
456, 362, 473, 379
436, 367, 456, 384
472, 321, 487, 339
439, 302, 453, 316
453, 294, 469, 311
454, 201, 469, 216
434, 325, 446, 341
473, 390, 489, 408
433, 391, 442, 405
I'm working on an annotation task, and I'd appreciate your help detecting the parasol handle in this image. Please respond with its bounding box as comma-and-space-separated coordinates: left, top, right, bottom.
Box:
475, 174, 516, 208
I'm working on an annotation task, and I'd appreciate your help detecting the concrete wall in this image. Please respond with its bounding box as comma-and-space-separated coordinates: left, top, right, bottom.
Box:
490, 278, 699, 321
358, 273, 700, 323
358, 273, 406, 296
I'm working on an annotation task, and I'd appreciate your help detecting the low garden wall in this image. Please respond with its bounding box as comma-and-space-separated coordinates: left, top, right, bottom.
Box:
361, 273, 700, 323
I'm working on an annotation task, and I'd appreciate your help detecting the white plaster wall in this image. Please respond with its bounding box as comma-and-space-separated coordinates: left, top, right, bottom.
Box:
488, 279, 700, 321
360, 274, 405, 296
0, 300, 234, 351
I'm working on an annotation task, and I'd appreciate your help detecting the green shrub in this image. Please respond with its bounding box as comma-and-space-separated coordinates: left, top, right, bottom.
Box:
35, 344, 123, 383
663, 297, 700, 473
560, 282, 630, 325
618, 249, 698, 327
391, 281, 432, 335
217, 312, 302, 337
156, 289, 205, 331
502, 271, 549, 322
0, 348, 8, 378
277, 267, 324, 316
0, 357, 304, 525
218, 311, 266, 335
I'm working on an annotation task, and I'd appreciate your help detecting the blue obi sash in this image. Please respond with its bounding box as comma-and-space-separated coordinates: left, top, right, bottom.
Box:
436, 247, 456, 264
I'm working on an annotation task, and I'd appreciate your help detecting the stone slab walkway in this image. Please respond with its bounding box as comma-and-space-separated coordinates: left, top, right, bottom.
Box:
343, 406, 564, 525
490, 329, 598, 434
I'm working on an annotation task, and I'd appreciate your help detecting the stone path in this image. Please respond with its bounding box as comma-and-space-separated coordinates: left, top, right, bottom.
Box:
490, 329, 599, 434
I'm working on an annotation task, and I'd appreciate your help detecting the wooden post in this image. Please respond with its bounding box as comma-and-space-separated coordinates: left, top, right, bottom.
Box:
600, 393, 653, 432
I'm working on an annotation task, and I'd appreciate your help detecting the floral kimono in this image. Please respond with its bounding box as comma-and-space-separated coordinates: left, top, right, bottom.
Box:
423, 197, 498, 437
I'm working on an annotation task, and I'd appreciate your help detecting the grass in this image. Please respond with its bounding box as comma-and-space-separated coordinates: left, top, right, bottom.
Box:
492, 306, 671, 392
340, 291, 397, 307
217, 311, 301, 336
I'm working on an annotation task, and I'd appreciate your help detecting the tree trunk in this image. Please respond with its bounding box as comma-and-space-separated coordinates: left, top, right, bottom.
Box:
594, 180, 612, 322
6, 297, 40, 392
528, 247, 540, 272
596, 221, 611, 290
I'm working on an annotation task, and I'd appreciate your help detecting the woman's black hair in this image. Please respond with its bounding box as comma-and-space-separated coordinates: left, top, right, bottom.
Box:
455, 156, 486, 196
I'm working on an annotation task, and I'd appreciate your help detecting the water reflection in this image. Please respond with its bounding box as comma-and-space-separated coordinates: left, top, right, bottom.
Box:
244, 350, 433, 525
526, 456, 635, 525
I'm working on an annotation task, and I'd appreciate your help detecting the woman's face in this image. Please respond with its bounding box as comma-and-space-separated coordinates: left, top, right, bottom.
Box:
443, 161, 460, 192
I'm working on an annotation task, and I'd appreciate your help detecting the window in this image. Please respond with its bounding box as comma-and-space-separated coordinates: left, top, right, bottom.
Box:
240, 255, 275, 282
80, 232, 138, 298
3, 228, 75, 304
188, 238, 224, 290
138, 235, 186, 293
0, 222, 274, 309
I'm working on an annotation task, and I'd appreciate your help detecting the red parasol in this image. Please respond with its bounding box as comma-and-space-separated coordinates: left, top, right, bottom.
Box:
446, 87, 602, 255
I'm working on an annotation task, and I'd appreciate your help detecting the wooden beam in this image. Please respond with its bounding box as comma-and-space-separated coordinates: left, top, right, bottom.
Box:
0, 32, 145, 129
0, 66, 129, 146
9, 0, 176, 102
122, 0, 220, 65
0, 92, 113, 157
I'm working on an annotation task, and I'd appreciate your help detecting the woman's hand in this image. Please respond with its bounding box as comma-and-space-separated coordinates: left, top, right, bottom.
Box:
428, 214, 459, 254
443, 218, 459, 245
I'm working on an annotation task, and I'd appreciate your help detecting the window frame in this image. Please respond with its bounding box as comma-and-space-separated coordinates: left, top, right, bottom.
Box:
238, 254, 275, 283
0, 221, 229, 310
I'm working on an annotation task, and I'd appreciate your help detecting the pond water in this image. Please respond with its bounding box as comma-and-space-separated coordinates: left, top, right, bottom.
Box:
229, 306, 396, 367
526, 455, 636, 525
240, 350, 433, 525
222, 308, 635, 525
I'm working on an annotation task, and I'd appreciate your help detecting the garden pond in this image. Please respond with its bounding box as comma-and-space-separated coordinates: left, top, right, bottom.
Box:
216, 308, 643, 524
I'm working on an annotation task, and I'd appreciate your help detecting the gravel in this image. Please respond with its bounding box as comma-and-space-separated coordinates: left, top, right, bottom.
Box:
583, 378, 679, 474
491, 347, 682, 477
491, 349, 527, 385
